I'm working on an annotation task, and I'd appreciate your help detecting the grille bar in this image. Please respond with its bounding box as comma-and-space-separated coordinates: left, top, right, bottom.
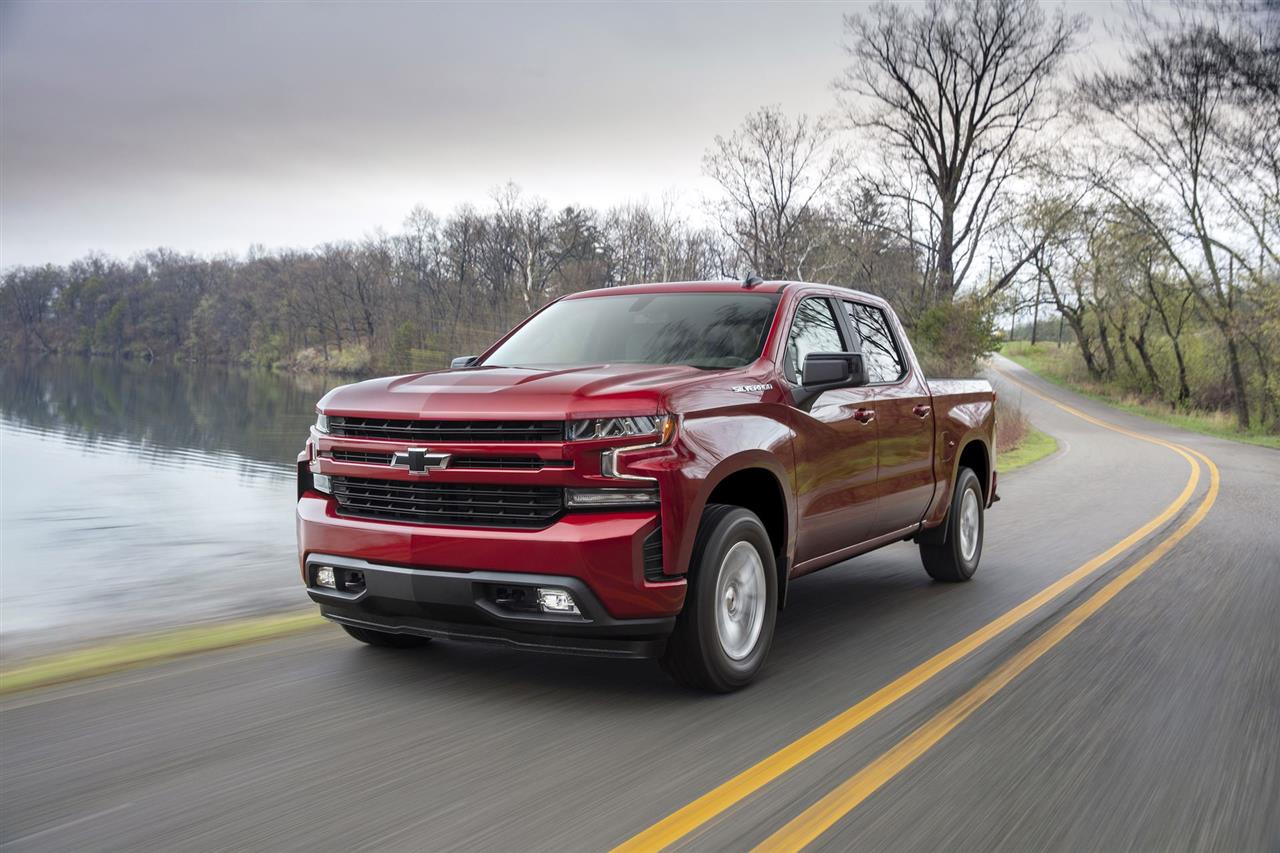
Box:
329, 450, 570, 470
332, 476, 563, 528
449, 457, 572, 470
329, 417, 564, 443
643, 526, 666, 582
330, 450, 394, 464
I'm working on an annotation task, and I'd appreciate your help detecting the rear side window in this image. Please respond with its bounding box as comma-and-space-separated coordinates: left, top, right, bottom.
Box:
844, 302, 905, 383
786, 298, 845, 382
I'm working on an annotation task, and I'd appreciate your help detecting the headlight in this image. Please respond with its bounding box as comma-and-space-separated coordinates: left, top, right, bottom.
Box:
566, 415, 673, 443
314, 411, 330, 434
565, 487, 659, 508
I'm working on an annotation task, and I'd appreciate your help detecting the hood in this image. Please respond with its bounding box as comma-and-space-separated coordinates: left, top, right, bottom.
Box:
319, 363, 711, 421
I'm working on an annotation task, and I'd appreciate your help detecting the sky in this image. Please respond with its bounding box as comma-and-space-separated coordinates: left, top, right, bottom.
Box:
0, 1, 1111, 267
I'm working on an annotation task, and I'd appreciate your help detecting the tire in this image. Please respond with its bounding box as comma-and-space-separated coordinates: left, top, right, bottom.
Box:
920, 466, 984, 582
342, 624, 433, 648
661, 504, 777, 692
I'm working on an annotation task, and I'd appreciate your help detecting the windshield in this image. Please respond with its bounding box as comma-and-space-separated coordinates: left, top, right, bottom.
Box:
481, 292, 781, 369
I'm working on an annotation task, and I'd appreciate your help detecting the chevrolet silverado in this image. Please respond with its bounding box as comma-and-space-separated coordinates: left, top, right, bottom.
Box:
298, 280, 997, 691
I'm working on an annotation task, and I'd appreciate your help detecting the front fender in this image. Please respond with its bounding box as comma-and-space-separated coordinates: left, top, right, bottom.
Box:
657, 409, 795, 579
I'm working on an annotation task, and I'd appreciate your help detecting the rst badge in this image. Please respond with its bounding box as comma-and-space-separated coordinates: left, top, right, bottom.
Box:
391, 448, 452, 474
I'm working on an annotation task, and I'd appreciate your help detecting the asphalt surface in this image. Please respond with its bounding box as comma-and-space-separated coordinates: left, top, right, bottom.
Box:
3, 356, 1278, 852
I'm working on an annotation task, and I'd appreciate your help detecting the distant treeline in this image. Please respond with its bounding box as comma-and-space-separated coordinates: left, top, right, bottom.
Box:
3, 0, 1277, 432
0, 188, 923, 377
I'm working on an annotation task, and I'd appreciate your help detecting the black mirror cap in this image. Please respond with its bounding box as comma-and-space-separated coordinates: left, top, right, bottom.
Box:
801, 352, 868, 389
450, 356, 478, 369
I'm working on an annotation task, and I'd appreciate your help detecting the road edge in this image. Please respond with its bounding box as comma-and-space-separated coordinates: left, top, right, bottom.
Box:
1000, 347, 1280, 450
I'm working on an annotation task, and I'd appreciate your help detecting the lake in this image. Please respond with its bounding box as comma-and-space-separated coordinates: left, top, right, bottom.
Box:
0, 358, 341, 656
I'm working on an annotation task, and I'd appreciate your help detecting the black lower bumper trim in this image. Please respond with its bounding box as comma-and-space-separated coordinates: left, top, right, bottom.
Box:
321, 608, 666, 659
306, 553, 675, 660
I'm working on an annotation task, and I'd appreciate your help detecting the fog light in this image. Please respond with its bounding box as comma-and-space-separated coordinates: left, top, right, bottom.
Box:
315, 566, 336, 589
313, 473, 332, 494
536, 587, 580, 615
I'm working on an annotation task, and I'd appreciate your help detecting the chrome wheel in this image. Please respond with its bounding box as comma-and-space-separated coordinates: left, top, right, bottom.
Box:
958, 487, 981, 563
714, 541, 766, 661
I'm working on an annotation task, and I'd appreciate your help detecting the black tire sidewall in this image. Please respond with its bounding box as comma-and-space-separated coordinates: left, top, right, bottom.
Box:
949, 468, 983, 578
690, 509, 778, 689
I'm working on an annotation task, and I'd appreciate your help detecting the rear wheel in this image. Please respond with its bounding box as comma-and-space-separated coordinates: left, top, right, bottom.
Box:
342, 624, 433, 648
920, 466, 984, 582
661, 504, 777, 692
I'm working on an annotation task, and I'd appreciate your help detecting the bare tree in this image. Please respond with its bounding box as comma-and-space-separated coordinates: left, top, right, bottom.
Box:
839, 0, 1085, 301
1081, 5, 1277, 428
491, 183, 595, 311
702, 106, 846, 280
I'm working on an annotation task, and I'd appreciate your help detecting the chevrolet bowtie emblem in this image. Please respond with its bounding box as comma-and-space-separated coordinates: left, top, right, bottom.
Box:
391, 447, 452, 474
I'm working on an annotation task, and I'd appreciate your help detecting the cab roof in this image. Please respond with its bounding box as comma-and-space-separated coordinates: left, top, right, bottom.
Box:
561, 280, 880, 302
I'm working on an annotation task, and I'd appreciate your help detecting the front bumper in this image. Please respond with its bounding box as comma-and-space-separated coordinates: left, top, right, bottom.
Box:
307, 554, 674, 658
297, 493, 685, 658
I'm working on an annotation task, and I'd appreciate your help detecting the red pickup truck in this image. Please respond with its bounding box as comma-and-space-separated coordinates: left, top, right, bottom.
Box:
298, 280, 996, 690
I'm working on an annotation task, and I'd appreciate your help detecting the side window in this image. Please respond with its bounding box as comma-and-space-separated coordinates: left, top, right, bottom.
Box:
844, 302, 905, 384
786, 298, 845, 382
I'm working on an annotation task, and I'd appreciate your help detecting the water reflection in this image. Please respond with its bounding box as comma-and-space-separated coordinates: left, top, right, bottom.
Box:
0, 358, 344, 655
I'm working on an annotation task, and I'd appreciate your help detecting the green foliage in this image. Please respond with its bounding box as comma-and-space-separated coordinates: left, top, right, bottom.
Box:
94, 299, 127, 352
912, 298, 1000, 377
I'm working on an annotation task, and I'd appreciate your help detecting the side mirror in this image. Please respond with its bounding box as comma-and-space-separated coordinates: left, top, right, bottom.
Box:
450, 355, 478, 369
794, 352, 867, 408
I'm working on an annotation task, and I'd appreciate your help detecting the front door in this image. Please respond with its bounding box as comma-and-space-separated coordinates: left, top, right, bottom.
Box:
785, 296, 880, 565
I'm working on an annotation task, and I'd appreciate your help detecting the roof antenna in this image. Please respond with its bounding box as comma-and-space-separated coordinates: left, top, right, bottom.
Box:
743, 273, 764, 288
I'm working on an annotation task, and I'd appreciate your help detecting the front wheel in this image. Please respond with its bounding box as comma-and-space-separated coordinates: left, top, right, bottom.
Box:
920, 466, 984, 582
661, 504, 777, 692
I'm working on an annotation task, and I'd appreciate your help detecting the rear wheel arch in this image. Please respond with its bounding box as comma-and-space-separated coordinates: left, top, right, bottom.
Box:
920, 437, 990, 546
957, 439, 991, 502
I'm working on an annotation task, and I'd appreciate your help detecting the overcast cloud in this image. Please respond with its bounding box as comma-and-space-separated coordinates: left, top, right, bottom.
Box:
0, 1, 1104, 267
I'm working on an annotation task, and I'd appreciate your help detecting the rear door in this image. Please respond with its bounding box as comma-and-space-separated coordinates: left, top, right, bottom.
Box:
841, 299, 937, 535
784, 295, 880, 564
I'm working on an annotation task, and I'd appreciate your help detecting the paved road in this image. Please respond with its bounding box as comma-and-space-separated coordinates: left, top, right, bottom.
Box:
3, 357, 1278, 852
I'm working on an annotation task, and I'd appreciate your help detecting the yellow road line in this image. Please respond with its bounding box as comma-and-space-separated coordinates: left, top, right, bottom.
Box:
755, 444, 1219, 851
613, 371, 1201, 853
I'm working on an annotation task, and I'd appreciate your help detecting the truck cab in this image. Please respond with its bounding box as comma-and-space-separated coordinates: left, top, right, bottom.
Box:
298, 281, 996, 690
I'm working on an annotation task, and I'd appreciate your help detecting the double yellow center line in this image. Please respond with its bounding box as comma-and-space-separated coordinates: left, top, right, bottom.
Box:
615, 367, 1219, 852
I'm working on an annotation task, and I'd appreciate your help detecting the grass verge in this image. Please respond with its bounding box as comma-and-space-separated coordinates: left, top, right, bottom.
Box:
1002, 343, 1280, 450
999, 427, 1058, 472
0, 611, 326, 696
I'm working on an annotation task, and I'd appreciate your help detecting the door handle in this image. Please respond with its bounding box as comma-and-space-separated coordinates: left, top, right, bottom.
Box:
912, 404, 932, 418
853, 408, 876, 424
